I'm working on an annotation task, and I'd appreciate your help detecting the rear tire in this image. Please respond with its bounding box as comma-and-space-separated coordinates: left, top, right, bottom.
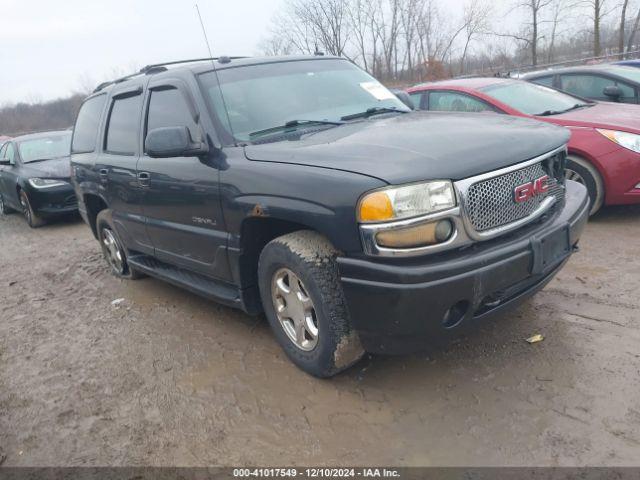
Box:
96, 210, 144, 280
258, 230, 364, 378
19, 190, 45, 228
0, 193, 16, 214
565, 155, 604, 215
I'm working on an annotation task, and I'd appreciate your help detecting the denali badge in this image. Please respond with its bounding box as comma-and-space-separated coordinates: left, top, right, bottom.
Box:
514, 175, 550, 203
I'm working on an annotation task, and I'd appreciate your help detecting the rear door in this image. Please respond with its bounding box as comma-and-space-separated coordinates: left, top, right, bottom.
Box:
136, 79, 229, 280
98, 84, 153, 254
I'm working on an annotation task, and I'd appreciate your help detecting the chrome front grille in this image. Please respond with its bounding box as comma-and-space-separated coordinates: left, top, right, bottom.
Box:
464, 161, 562, 232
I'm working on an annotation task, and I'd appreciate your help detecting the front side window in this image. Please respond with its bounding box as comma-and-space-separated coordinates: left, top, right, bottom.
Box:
5, 143, 16, 163
560, 74, 618, 99
531, 76, 554, 88
72, 94, 107, 154
428, 91, 493, 112
481, 81, 589, 115
18, 133, 72, 163
146, 88, 197, 140
199, 59, 409, 142
105, 94, 143, 155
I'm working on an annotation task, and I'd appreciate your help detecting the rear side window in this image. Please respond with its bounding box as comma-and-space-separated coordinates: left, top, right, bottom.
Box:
146, 88, 197, 140
72, 95, 107, 154
105, 94, 143, 155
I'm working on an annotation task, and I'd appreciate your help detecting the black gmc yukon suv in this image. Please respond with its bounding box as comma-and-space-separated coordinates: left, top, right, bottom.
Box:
70, 56, 589, 377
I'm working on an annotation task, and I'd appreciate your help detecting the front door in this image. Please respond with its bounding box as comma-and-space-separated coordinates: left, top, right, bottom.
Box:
0, 143, 21, 209
99, 86, 153, 254
136, 83, 229, 280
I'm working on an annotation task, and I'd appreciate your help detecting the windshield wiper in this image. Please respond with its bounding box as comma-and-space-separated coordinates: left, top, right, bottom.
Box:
248, 119, 343, 139
341, 106, 409, 121
535, 103, 592, 116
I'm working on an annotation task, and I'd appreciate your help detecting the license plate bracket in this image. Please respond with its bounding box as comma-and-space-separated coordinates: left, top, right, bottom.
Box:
530, 225, 571, 275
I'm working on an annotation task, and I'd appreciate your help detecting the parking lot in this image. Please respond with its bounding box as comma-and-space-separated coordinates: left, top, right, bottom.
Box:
1, 205, 639, 467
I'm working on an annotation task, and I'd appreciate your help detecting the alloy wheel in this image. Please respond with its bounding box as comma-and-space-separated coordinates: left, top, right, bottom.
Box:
271, 267, 319, 351
101, 228, 125, 275
565, 168, 585, 185
20, 194, 31, 224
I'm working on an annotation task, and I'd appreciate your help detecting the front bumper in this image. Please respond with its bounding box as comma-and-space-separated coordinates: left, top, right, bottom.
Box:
26, 183, 78, 218
338, 180, 590, 354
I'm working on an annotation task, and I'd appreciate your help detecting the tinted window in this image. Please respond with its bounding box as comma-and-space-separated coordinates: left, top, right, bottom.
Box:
105, 94, 142, 155
409, 92, 425, 109
531, 76, 554, 87
72, 95, 107, 153
428, 91, 493, 112
5, 143, 16, 163
559, 74, 635, 101
481, 81, 588, 115
146, 88, 197, 139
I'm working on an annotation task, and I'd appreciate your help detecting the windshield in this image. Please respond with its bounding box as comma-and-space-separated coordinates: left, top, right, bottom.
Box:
608, 66, 640, 83
480, 81, 589, 115
18, 133, 72, 163
199, 59, 409, 142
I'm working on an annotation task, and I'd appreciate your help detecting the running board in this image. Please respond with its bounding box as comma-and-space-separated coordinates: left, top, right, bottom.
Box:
127, 255, 244, 310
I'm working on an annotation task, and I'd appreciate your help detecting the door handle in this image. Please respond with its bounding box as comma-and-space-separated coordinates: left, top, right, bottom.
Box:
137, 172, 150, 187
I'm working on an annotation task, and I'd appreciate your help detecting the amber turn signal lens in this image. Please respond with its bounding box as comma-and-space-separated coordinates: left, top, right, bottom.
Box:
359, 191, 393, 222
376, 220, 453, 249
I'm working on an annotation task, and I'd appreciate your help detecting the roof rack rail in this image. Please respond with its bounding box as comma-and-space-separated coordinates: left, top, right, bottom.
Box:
139, 56, 248, 73
92, 57, 248, 93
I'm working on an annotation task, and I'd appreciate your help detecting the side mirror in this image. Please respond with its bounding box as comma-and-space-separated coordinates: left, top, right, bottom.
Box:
145, 126, 209, 158
603, 85, 622, 100
390, 89, 415, 110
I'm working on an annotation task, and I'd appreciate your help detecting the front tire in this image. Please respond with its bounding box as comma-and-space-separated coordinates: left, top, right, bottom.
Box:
96, 210, 144, 280
0, 193, 16, 215
19, 190, 45, 228
565, 155, 604, 215
258, 230, 364, 378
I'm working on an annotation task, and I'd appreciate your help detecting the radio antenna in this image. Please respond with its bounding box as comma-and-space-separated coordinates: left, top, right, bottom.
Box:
195, 4, 235, 143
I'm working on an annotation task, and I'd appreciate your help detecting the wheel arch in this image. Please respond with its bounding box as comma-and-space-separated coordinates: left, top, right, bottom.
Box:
83, 193, 109, 239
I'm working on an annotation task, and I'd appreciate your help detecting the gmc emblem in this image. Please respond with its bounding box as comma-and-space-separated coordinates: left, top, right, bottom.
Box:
514, 175, 550, 203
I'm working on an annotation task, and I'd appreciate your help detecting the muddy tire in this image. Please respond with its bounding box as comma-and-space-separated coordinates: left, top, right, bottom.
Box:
258, 230, 364, 378
565, 155, 604, 215
0, 193, 16, 214
19, 190, 45, 228
96, 210, 144, 280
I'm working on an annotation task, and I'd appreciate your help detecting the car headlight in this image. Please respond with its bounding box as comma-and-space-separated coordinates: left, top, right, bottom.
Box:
28, 178, 69, 189
358, 180, 456, 223
597, 129, 640, 154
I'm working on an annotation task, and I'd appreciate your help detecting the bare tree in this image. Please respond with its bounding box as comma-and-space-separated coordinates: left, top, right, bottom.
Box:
619, 0, 630, 55
458, 0, 492, 73
627, 5, 640, 51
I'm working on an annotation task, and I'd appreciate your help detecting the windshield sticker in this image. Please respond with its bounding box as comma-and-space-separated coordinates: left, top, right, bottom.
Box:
360, 82, 395, 101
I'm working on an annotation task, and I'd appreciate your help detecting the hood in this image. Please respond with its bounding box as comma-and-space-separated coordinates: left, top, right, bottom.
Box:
544, 102, 640, 133
244, 111, 569, 184
20, 156, 71, 180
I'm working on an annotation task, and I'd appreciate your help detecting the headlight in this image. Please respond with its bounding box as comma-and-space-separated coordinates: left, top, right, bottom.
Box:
28, 178, 69, 189
597, 129, 640, 154
358, 180, 456, 223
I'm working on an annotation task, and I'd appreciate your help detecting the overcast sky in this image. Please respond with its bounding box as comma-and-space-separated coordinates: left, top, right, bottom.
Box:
1, 0, 505, 105
0, 0, 285, 104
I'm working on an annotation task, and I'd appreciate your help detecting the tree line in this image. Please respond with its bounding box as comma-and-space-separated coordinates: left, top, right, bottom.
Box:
259, 0, 640, 82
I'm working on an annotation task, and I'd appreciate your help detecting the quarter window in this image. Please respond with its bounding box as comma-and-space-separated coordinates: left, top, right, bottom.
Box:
146, 88, 197, 140
428, 91, 493, 113
72, 94, 107, 153
4, 143, 16, 163
105, 94, 143, 155
531, 76, 555, 88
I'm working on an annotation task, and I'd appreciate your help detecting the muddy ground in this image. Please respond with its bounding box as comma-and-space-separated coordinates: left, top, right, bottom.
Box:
0, 205, 639, 467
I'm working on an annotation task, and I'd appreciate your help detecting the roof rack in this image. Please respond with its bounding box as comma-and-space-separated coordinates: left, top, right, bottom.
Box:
93, 56, 249, 93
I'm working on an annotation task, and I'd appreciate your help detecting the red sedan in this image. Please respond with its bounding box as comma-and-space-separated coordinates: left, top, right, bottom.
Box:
407, 78, 640, 214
